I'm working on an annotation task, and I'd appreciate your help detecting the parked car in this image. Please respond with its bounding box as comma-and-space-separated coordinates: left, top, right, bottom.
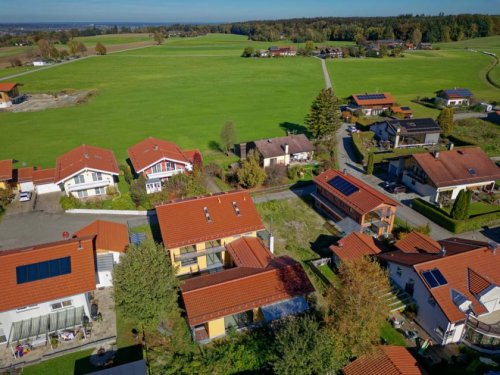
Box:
391, 185, 407, 194
19, 192, 32, 202
382, 181, 397, 192
348, 125, 357, 134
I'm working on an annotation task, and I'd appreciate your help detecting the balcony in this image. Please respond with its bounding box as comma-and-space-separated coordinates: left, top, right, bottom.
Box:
174, 245, 225, 262
464, 313, 500, 353
147, 168, 183, 180
66, 179, 111, 192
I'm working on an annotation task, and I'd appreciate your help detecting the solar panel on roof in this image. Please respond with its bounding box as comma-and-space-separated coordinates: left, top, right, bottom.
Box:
358, 94, 386, 101
422, 270, 439, 288
431, 269, 448, 286
328, 175, 359, 196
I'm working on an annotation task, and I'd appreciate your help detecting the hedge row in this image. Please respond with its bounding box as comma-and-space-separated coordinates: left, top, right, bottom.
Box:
412, 198, 500, 233
350, 134, 366, 163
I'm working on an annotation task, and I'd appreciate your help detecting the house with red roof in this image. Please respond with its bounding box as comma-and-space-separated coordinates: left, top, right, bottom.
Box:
348, 92, 396, 116
180, 236, 314, 342
128, 137, 201, 194
156, 190, 266, 277
0, 159, 13, 190
378, 235, 500, 351
156, 191, 314, 342
343, 345, 426, 375
0, 237, 97, 347
390, 147, 500, 205
0, 83, 23, 108
74, 220, 129, 288
55, 145, 119, 199
312, 169, 399, 237
329, 232, 382, 265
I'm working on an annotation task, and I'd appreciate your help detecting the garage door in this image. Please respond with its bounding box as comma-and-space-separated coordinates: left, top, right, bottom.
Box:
36, 183, 60, 194
20, 182, 35, 192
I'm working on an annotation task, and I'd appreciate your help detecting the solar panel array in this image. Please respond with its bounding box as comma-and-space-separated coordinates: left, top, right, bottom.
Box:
422, 269, 448, 288
357, 93, 387, 101
328, 175, 359, 196
445, 89, 472, 97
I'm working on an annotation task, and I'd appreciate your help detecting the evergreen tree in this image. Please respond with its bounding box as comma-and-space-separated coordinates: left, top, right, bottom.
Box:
437, 107, 454, 136
366, 152, 374, 175
305, 88, 341, 139
237, 149, 266, 188
450, 189, 471, 220
220, 121, 236, 154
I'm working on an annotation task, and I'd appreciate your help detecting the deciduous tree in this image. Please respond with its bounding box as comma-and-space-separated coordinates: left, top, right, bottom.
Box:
113, 240, 180, 330
241, 46, 254, 57
412, 28, 422, 45
95, 42, 107, 55
36, 39, 51, 59
77, 42, 87, 56
68, 40, 79, 56
237, 149, 266, 188
220, 121, 236, 154
305, 88, 341, 139
271, 316, 347, 375
325, 256, 390, 358
154, 32, 165, 45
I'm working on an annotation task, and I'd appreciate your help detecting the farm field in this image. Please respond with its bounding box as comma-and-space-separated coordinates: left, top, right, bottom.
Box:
73, 33, 153, 46
327, 47, 500, 118
0, 34, 324, 167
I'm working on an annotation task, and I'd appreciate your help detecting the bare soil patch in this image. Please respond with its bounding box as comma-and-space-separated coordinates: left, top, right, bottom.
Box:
1, 90, 95, 113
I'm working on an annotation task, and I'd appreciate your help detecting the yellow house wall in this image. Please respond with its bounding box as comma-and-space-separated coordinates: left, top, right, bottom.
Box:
170, 231, 258, 276
207, 318, 226, 339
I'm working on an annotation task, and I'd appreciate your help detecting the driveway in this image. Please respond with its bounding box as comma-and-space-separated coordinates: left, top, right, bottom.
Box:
335, 123, 497, 242
0, 211, 139, 250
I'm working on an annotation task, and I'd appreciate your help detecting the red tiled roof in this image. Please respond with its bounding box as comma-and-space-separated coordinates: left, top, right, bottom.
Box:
330, 232, 381, 262
468, 268, 493, 296
352, 92, 395, 106
128, 137, 196, 173
412, 147, 500, 188
156, 191, 265, 249
0, 237, 96, 312
17, 167, 34, 183
226, 237, 273, 268
55, 144, 119, 184
0, 82, 19, 92
314, 169, 399, 214
32, 168, 56, 185
343, 346, 426, 375
74, 220, 129, 253
413, 244, 500, 322
181, 256, 314, 326
0, 159, 13, 181
395, 232, 441, 254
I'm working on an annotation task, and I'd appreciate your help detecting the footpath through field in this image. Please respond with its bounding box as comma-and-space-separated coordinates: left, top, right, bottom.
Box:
317, 57, 332, 89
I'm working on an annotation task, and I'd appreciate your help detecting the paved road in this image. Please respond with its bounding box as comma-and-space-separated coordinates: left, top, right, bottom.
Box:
334, 123, 498, 242
0, 211, 139, 250
317, 57, 332, 89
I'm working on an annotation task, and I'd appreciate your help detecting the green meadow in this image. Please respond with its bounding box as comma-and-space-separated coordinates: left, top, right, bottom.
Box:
328, 45, 500, 118
0, 35, 324, 167
73, 33, 153, 46
0, 33, 498, 167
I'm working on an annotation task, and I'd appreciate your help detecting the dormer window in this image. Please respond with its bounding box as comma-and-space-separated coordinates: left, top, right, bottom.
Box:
203, 207, 212, 223
232, 201, 241, 216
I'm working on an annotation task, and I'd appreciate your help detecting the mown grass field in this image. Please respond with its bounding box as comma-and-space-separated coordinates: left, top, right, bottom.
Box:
0, 34, 324, 167
0, 33, 498, 167
328, 46, 500, 118
73, 33, 152, 46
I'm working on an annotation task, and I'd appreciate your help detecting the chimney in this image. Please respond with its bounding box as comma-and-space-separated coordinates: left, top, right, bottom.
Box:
433, 151, 440, 159
488, 241, 498, 256
448, 142, 454, 151
343, 168, 347, 175
153, 144, 159, 151
440, 245, 446, 257
269, 235, 275, 254
284, 143, 289, 154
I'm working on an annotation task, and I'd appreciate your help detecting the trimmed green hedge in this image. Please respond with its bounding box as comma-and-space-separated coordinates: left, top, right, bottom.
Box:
412, 198, 500, 233
350, 133, 366, 163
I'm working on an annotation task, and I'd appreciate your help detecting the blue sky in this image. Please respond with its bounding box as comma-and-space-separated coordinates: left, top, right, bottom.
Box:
0, 0, 498, 23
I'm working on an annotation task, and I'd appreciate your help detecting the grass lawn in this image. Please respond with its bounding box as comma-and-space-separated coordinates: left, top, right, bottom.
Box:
443, 202, 500, 216
380, 321, 406, 346
452, 118, 500, 157
74, 33, 153, 46
328, 46, 500, 118
317, 263, 340, 286
256, 197, 341, 296
0, 65, 36, 78
0, 34, 324, 168
23, 349, 95, 375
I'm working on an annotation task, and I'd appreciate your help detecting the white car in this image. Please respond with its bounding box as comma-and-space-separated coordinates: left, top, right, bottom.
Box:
19, 192, 32, 202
